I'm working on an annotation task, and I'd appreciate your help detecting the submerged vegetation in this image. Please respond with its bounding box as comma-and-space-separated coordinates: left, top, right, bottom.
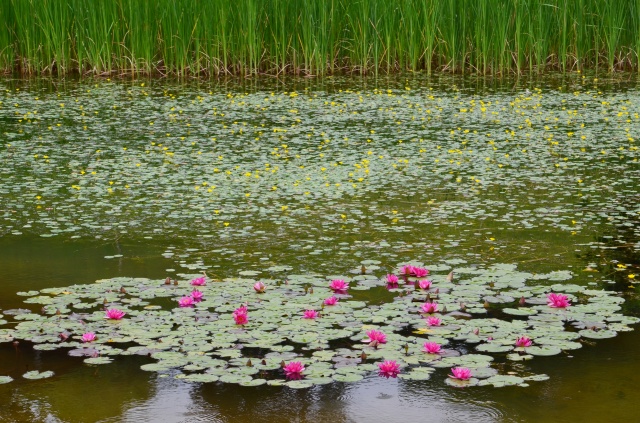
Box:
2, 0, 640, 76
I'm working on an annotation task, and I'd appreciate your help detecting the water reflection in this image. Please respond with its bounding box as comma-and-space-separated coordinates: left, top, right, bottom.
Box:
104, 373, 222, 423
0, 346, 154, 422
199, 381, 350, 423
345, 378, 503, 423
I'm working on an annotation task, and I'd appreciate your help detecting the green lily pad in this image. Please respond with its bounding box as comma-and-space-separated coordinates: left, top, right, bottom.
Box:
23, 370, 55, 380
579, 329, 617, 339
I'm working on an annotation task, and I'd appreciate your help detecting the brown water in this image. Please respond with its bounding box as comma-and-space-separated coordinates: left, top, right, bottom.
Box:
1, 75, 639, 422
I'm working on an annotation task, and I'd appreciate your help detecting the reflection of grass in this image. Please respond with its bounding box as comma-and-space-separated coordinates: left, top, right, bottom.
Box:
3, 0, 640, 75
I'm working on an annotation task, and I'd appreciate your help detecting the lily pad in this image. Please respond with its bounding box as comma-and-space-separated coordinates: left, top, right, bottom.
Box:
23, 370, 55, 380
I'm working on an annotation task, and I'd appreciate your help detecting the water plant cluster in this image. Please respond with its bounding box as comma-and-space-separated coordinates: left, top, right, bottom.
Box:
1, 77, 638, 278
0, 77, 639, 393
0, 262, 637, 388
2, 0, 640, 76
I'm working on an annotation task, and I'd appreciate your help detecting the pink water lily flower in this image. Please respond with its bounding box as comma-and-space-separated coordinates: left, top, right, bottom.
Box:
178, 296, 194, 307
400, 264, 413, 275
386, 274, 399, 284
190, 276, 206, 286
329, 279, 349, 292
105, 308, 126, 320
253, 281, 266, 293
418, 279, 432, 290
421, 302, 439, 314
191, 289, 204, 302
303, 309, 319, 319
81, 332, 96, 343
411, 267, 430, 278
515, 336, 533, 348
450, 367, 472, 380
426, 316, 442, 326
324, 296, 338, 306
233, 305, 248, 325
378, 360, 401, 378
283, 361, 305, 380
547, 293, 571, 308
422, 341, 442, 354
365, 329, 387, 345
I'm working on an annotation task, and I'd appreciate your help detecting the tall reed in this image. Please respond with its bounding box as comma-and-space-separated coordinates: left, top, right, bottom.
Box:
2, 0, 640, 76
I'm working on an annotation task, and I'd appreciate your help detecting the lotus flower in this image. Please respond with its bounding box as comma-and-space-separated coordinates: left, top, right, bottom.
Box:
450, 367, 472, 380
386, 274, 399, 284
283, 361, 305, 380
411, 267, 429, 278
422, 341, 442, 354
190, 276, 206, 286
303, 309, 319, 319
421, 302, 438, 314
253, 281, 266, 293
105, 308, 126, 320
329, 279, 348, 292
547, 292, 571, 308
81, 332, 96, 343
426, 316, 442, 326
365, 329, 387, 345
378, 360, 401, 378
191, 289, 204, 302
324, 296, 338, 306
178, 296, 194, 307
418, 279, 432, 290
515, 336, 533, 348
233, 305, 248, 325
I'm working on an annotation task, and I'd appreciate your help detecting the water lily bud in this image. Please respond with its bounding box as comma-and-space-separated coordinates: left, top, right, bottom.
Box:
246, 359, 252, 367
519, 296, 526, 306
165, 277, 171, 285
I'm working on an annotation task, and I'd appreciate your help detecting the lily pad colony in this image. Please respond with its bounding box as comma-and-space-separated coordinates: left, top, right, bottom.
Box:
1, 262, 638, 388
0, 76, 639, 389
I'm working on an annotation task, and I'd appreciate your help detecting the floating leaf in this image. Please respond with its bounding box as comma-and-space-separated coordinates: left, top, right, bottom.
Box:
23, 370, 55, 380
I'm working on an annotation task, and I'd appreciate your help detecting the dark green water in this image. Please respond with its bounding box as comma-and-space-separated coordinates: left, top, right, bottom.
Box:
0, 75, 639, 422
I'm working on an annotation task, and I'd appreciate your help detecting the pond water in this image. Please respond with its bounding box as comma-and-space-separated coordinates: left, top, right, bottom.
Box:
0, 74, 639, 422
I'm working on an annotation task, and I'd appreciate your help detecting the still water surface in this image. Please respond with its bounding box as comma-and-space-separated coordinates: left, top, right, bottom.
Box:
0, 75, 639, 422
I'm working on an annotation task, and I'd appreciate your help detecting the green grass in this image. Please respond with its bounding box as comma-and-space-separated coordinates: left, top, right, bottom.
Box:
3, 0, 640, 76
